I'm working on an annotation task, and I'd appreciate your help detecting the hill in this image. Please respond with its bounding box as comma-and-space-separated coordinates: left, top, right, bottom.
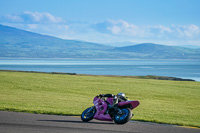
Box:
0, 24, 113, 58
0, 24, 200, 59
114, 43, 200, 59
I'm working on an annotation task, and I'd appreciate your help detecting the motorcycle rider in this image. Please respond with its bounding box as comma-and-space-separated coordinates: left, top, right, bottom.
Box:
116, 92, 128, 102
99, 93, 128, 104
82, 92, 139, 124
98, 93, 128, 115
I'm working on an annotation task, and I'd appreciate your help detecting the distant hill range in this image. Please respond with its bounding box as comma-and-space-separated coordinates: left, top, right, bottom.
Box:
0, 24, 200, 59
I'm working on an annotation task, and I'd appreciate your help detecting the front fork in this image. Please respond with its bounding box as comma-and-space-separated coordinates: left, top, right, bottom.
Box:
86, 106, 95, 114
117, 108, 123, 115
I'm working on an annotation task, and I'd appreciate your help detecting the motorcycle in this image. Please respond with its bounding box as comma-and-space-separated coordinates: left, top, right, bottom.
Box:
81, 94, 140, 124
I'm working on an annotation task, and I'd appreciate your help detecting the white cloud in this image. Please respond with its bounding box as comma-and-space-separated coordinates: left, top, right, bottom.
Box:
1, 12, 200, 46
22, 11, 63, 23
173, 24, 200, 38
4, 14, 23, 22
93, 19, 143, 37
107, 20, 140, 36
108, 25, 121, 34
148, 25, 172, 34
93, 20, 200, 40
0, 11, 64, 24
27, 24, 38, 29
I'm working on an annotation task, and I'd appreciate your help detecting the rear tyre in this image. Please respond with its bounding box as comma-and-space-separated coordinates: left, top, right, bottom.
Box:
81, 107, 96, 122
114, 108, 132, 124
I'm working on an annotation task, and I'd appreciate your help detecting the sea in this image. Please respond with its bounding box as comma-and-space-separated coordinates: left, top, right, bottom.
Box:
0, 58, 200, 81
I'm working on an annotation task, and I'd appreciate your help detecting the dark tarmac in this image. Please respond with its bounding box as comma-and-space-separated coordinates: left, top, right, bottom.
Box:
0, 111, 199, 133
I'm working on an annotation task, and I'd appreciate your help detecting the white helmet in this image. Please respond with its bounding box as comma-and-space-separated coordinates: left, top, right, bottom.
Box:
117, 92, 125, 98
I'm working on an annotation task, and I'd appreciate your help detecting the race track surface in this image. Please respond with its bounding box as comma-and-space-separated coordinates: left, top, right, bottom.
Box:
0, 111, 199, 133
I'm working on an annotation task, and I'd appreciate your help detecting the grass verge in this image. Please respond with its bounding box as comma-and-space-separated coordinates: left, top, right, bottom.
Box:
0, 70, 199, 127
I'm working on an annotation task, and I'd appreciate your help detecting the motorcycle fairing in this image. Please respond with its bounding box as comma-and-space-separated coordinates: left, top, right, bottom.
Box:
118, 100, 140, 109
93, 113, 112, 121
93, 96, 112, 121
106, 97, 114, 105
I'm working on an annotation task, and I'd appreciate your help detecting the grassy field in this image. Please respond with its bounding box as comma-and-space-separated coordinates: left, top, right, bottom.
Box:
0, 71, 200, 127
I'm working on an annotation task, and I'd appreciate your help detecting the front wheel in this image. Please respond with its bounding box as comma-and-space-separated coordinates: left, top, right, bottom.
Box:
81, 107, 96, 122
114, 108, 132, 124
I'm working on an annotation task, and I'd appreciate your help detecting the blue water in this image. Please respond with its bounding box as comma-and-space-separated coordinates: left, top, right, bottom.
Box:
0, 59, 200, 81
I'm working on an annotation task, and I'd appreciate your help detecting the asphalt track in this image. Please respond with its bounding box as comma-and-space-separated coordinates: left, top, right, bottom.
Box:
0, 111, 199, 133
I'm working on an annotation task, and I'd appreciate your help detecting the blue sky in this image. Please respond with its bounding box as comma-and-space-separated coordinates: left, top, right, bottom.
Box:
0, 0, 200, 46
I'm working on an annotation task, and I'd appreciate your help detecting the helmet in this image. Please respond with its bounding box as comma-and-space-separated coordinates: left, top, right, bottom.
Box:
117, 92, 125, 98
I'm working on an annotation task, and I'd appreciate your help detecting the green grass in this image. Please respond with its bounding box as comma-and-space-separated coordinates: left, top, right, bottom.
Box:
0, 71, 200, 127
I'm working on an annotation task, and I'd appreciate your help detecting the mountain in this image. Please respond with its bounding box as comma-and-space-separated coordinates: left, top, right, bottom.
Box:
0, 24, 200, 59
105, 41, 137, 47
114, 43, 200, 59
0, 24, 113, 58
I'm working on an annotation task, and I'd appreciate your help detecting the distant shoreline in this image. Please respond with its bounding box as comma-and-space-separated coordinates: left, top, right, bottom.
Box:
0, 57, 200, 61
0, 70, 196, 82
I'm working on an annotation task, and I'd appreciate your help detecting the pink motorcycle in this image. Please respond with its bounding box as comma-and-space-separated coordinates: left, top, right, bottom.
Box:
81, 93, 140, 124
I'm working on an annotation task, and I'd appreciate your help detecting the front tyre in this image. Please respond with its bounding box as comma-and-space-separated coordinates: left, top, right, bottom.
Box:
81, 107, 96, 122
114, 108, 132, 124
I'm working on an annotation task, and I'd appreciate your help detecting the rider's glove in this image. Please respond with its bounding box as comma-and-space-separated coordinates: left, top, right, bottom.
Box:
99, 94, 103, 98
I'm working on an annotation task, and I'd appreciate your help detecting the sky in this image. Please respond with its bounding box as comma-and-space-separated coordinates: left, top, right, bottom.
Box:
0, 0, 200, 47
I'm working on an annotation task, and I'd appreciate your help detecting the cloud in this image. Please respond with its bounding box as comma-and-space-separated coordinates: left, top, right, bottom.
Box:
0, 11, 64, 24
92, 19, 200, 40
3, 14, 24, 22
92, 20, 141, 36
0, 11, 71, 39
107, 20, 139, 36
21, 11, 63, 23
173, 24, 200, 38
1, 12, 200, 46
27, 24, 38, 29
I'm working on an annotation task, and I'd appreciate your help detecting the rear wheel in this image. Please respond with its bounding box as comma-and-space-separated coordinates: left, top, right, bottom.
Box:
81, 107, 96, 122
114, 108, 132, 124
